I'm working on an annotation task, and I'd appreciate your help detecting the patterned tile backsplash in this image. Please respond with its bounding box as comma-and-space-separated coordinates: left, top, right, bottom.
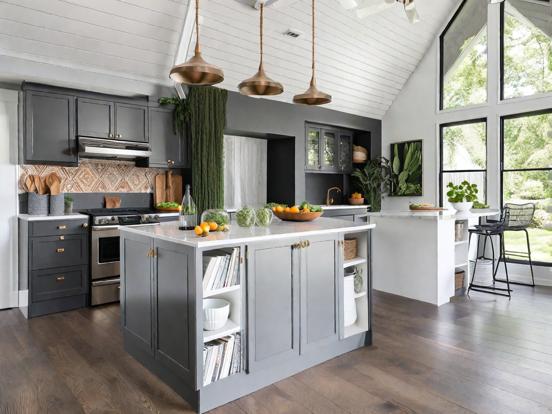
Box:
19, 160, 166, 194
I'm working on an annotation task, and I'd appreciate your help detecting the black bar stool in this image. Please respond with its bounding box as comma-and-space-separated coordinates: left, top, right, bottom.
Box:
468, 208, 512, 298
492, 203, 536, 287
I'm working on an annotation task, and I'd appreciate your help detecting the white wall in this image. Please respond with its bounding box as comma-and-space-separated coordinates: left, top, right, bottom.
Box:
382, 1, 552, 284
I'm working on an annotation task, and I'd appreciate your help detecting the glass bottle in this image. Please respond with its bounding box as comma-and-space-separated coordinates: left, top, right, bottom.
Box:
179, 184, 197, 230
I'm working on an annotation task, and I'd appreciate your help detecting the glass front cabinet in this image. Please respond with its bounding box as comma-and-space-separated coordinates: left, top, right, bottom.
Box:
305, 124, 353, 173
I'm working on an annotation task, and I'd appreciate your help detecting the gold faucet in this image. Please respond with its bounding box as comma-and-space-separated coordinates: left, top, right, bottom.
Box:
326, 187, 342, 205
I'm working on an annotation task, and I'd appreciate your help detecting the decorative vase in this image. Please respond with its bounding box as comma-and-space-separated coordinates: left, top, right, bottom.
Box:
343, 275, 357, 327
451, 201, 473, 212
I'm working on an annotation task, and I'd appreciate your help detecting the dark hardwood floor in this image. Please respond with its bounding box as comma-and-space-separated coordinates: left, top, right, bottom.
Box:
2, 286, 552, 414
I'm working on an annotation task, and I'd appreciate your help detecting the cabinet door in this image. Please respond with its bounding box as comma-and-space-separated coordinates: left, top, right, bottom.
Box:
321, 129, 339, 171
149, 106, 187, 168
25, 90, 77, 165
121, 232, 154, 355
115, 103, 148, 142
247, 240, 300, 372
77, 98, 114, 139
300, 236, 339, 353
153, 239, 196, 387
305, 126, 321, 171
338, 131, 353, 173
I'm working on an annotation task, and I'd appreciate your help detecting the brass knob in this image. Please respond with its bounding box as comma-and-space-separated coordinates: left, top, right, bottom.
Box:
56, 276, 65, 282
59, 236, 64, 240
82, 223, 89, 228
292, 242, 302, 249
56, 248, 65, 253
58, 225, 67, 230
117, 134, 122, 138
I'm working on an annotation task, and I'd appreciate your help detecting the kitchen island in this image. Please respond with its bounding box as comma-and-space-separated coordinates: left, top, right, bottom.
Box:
119, 218, 375, 413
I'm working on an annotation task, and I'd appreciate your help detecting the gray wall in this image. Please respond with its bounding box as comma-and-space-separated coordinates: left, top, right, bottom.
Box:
225, 91, 382, 202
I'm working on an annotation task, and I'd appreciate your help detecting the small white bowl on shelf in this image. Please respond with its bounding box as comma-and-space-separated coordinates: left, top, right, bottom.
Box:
203, 298, 230, 331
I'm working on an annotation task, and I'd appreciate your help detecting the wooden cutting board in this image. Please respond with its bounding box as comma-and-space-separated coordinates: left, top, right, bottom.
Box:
154, 173, 183, 206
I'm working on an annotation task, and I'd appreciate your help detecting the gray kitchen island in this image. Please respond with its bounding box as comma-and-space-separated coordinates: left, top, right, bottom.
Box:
119, 218, 375, 413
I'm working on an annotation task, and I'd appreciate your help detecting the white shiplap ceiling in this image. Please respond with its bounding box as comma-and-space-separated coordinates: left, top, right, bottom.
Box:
0, 0, 458, 118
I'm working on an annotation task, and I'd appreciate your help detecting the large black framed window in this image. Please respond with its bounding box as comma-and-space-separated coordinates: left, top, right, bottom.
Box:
501, 110, 552, 265
500, 0, 552, 100
440, 0, 488, 110
440, 119, 487, 207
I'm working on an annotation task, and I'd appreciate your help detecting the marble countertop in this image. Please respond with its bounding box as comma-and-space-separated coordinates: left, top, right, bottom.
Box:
120, 217, 376, 249
226, 205, 369, 213
19, 213, 89, 221
367, 209, 500, 220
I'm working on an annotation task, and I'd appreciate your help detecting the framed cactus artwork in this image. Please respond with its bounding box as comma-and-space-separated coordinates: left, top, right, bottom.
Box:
389, 140, 423, 196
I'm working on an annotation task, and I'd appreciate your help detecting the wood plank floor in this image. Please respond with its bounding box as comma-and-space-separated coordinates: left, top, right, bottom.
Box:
2, 286, 552, 414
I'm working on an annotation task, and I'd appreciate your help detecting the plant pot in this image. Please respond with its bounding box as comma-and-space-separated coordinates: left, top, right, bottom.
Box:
203, 298, 230, 331
451, 201, 473, 212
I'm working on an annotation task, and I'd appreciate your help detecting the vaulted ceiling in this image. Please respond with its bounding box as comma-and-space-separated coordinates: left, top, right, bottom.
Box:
0, 0, 459, 119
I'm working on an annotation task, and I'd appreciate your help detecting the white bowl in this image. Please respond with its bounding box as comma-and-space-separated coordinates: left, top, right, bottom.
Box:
451, 201, 473, 212
203, 298, 230, 331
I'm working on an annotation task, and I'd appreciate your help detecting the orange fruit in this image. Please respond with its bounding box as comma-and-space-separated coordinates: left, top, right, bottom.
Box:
194, 226, 203, 236
284, 207, 291, 213
272, 207, 277, 212
290, 206, 300, 214
302, 207, 310, 213
208, 221, 218, 231
276, 205, 284, 213
200, 222, 210, 233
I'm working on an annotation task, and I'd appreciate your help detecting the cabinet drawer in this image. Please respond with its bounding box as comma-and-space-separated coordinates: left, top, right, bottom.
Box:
31, 219, 89, 237
31, 266, 88, 302
31, 234, 88, 270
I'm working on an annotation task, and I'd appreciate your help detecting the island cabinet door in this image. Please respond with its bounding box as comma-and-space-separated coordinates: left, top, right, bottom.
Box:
152, 239, 197, 388
247, 240, 301, 372
300, 235, 340, 354
121, 232, 154, 355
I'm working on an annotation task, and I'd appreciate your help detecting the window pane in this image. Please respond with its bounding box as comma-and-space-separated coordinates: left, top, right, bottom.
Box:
443, 122, 486, 171
503, 170, 552, 263
503, 0, 552, 99
504, 112, 552, 170
442, 1, 488, 109
442, 172, 486, 208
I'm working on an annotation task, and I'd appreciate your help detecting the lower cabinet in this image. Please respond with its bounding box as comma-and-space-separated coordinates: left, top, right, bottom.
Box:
120, 232, 197, 388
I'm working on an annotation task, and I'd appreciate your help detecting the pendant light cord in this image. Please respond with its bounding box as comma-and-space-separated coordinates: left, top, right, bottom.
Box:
195, 0, 201, 54
311, 0, 316, 85
260, 3, 264, 67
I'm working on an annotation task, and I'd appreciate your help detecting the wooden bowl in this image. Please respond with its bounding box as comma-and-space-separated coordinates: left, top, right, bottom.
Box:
274, 211, 323, 222
348, 198, 365, 205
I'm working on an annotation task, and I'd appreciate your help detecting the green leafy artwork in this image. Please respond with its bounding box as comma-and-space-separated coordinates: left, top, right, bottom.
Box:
390, 140, 423, 197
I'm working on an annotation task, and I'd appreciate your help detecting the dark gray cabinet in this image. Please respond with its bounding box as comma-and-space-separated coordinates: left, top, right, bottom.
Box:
121, 232, 196, 387
305, 124, 353, 173
300, 236, 339, 353
19, 218, 89, 318
247, 240, 301, 371
149, 105, 187, 168
24, 89, 77, 165
115, 102, 148, 142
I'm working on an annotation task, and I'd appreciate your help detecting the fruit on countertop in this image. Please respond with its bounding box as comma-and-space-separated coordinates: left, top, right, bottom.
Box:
350, 192, 363, 200
194, 225, 207, 236
208, 221, 218, 231
255, 208, 273, 227
236, 207, 256, 227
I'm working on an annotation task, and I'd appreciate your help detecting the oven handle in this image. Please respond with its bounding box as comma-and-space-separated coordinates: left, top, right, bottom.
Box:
92, 225, 120, 231
92, 278, 120, 287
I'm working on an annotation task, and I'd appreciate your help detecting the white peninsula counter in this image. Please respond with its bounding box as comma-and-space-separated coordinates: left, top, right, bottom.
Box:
368, 209, 499, 306
119, 218, 375, 413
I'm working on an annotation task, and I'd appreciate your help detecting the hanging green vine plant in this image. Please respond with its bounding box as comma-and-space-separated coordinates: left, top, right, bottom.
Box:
158, 96, 191, 137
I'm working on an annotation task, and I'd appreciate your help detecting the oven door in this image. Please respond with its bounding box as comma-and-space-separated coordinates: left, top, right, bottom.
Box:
91, 226, 120, 281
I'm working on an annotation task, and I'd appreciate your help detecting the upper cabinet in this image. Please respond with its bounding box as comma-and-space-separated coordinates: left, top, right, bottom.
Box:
24, 88, 78, 166
305, 124, 353, 173
77, 98, 148, 142
148, 105, 187, 168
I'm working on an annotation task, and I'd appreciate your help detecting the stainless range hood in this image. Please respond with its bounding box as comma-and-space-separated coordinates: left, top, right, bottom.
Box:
78, 137, 151, 162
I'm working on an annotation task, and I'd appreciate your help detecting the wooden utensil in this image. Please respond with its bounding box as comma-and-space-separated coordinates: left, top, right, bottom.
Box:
33, 175, 44, 195
24, 176, 34, 192
154, 173, 166, 206
105, 196, 121, 209
52, 174, 61, 195
165, 169, 173, 203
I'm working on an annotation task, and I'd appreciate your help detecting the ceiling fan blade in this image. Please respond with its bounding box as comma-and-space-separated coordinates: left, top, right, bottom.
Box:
405, 6, 420, 23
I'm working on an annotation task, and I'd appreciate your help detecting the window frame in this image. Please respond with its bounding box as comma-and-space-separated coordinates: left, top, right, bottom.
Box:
439, 118, 488, 206
500, 108, 552, 266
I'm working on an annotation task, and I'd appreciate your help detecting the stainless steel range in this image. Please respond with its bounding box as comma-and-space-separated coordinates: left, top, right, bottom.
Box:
80, 208, 161, 305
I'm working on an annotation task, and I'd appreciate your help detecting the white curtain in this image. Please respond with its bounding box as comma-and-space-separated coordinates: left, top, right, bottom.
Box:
224, 135, 267, 210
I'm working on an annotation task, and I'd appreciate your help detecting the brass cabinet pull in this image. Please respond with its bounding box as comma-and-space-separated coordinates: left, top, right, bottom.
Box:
56, 276, 65, 282
292, 242, 302, 249
58, 225, 67, 230
56, 248, 65, 253
147, 248, 158, 258
82, 223, 89, 228
59, 236, 65, 240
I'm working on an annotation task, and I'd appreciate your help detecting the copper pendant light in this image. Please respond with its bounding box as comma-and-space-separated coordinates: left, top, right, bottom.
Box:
169, 0, 224, 86
238, 3, 283, 96
293, 0, 331, 105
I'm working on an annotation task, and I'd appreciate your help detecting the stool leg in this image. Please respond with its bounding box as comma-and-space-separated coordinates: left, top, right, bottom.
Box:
524, 229, 535, 287
493, 233, 502, 279
481, 235, 488, 260
500, 234, 511, 299
468, 234, 481, 294
490, 235, 496, 284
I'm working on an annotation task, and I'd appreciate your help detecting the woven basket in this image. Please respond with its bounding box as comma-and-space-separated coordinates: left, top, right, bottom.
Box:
344, 239, 358, 261
455, 270, 465, 290
352, 145, 368, 163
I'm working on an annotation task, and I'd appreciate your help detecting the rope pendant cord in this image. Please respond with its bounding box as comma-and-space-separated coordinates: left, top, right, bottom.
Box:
260, 3, 264, 67
195, 0, 200, 54
311, 0, 316, 85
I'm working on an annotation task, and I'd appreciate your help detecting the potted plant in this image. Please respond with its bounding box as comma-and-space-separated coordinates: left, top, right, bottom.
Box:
351, 157, 393, 212
446, 181, 478, 211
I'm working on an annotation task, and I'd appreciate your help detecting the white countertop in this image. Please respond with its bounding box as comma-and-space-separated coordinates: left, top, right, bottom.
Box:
120, 217, 376, 249
367, 209, 500, 220
19, 213, 88, 221
226, 205, 369, 213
